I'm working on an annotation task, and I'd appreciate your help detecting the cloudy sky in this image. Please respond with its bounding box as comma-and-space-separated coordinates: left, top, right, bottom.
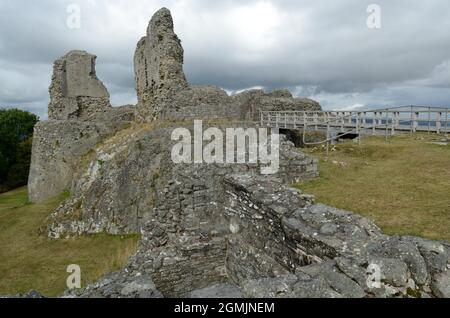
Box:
1, 0, 450, 119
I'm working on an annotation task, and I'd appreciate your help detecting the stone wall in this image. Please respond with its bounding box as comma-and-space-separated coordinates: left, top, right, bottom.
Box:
222, 175, 450, 298
48, 50, 112, 121
161, 86, 244, 120
232, 89, 322, 121
29, 7, 322, 204
70, 173, 449, 298
133, 8, 322, 122
29, 48, 135, 203
134, 8, 188, 121
45, 123, 318, 238
28, 7, 450, 299
138, 238, 229, 297
160, 86, 323, 121
28, 119, 131, 203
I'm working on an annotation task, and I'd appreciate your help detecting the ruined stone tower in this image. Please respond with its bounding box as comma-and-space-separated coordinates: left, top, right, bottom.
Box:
134, 7, 188, 121
48, 50, 112, 120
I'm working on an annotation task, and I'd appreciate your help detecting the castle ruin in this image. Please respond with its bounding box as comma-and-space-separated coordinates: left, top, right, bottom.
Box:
27, 8, 449, 298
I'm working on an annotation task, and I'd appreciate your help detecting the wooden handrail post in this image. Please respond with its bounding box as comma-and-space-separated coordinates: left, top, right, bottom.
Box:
385, 110, 389, 141
410, 106, 413, 133
436, 112, 442, 134
446, 109, 449, 136
428, 107, 431, 134
326, 120, 330, 156
356, 113, 361, 145
413, 112, 419, 133
358, 112, 362, 146
373, 112, 376, 135
391, 112, 397, 135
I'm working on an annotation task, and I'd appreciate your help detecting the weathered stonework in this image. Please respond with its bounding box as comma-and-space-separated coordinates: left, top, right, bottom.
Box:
69, 174, 449, 298
45, 126, 317, 239
25, 7, 450, 299
28, 120, 124, 203
29, 52, 134, 203
48, 50, 112, 121
134, 7, 188, 121
231, 89, 322, 121
133, 8, 321, 122
222, 175, 450, 298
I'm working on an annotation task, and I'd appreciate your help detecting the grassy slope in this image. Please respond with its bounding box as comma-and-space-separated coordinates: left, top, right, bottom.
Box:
0, 187, 140, 297
296, 133, 450, 241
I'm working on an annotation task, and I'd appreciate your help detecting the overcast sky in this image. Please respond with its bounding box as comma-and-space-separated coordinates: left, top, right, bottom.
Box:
1, 0, 450, 119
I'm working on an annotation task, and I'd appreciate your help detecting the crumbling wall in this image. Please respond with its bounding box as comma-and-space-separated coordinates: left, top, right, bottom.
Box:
162, 86, 244, 120
28, 120, 128, 203
232, 89, 322, 121
134, 8, 189, 121
45, 123, 318, 238
70, 172, 450, 298
133, 8, 322, 122
43, 123, 317, 297
223, 175, 450, 298
32, 7, 449, 299
48, 50, 112, 121
29, 50, 135, 203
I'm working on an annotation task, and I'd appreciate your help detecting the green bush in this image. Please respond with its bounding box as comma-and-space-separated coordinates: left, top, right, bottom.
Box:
0, 108, 39, 192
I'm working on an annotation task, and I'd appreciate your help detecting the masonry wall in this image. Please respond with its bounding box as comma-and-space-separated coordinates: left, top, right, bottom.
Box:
222, 175, 450, 298
28, 120, 127, 203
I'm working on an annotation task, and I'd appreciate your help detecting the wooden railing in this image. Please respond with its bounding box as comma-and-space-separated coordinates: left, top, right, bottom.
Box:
261, 106, 450, 152
261, 106, 450, 134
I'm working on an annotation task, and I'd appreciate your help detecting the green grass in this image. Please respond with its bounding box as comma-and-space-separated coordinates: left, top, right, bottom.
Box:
296, 133, 450, 242
0, 187, 140, 297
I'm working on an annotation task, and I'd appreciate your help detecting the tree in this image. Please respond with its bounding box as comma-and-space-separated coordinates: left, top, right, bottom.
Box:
0, 108, 39, 192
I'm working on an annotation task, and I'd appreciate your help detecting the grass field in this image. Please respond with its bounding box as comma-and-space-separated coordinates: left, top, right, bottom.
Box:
0, 187, 140, 297
296, 133, 450, 242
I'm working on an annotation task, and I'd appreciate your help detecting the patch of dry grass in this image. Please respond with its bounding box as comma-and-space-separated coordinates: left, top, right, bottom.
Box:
0, 187, 140, 297
296, 133, 450, 241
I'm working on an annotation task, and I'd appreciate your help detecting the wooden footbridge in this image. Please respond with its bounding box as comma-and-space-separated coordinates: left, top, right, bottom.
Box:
261, 106, 450, 148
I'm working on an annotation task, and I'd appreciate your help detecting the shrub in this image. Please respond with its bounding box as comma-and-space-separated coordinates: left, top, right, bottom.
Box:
0, 108, 39, 192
